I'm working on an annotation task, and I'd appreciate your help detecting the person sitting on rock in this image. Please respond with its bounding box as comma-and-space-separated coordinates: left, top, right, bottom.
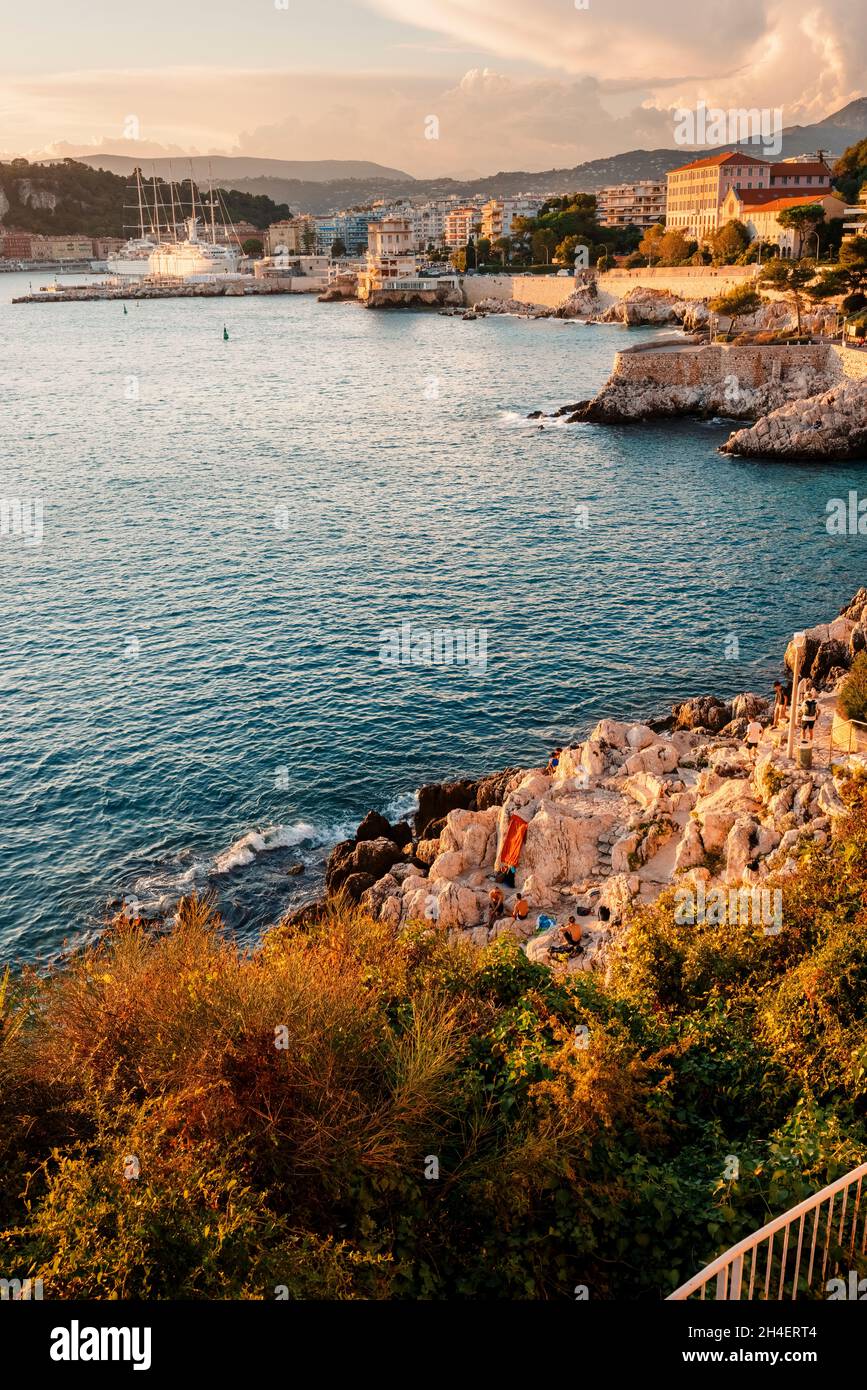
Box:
563, 916, 583, 948
511, 894, 529, 921
546, 747, 562, 774
488, 886, 504, 924
550, 917, 583, 958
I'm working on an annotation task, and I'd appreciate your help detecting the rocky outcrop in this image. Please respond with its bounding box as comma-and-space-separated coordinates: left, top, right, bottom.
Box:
415, 769, 521, 839
721, 378, 867, 461
594, 287, 708, 329
336, 595, 865, 986
569, 350, 836, 425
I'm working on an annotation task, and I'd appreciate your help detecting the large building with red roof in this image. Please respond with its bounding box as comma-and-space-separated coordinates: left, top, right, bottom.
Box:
666, 152, 833, 240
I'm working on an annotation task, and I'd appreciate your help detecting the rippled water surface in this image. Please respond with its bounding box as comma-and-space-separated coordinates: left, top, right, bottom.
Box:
1, 271, 864, 960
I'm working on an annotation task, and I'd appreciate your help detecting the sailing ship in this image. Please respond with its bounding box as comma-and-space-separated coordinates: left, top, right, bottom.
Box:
148, 216, 239, 280
107, 166, 242, 282
106, 167, 157, 278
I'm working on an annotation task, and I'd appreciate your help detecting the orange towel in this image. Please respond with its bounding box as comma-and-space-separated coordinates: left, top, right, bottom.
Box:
499, 814, 529, 869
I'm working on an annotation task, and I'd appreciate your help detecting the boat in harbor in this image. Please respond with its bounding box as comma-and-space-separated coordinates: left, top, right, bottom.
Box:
148, 217, 240, 280
106, 236, 158, 278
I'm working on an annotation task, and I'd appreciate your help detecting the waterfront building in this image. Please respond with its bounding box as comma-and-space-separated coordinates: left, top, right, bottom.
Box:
719, 187, 846, 256
358, 216, 417, 299
43, 235, 95, 261
666, 152, 833, 240
596, 182, 666, 229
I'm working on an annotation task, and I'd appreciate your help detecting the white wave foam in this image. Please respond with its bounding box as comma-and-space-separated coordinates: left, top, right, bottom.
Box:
213, 820, 319, 874
383, 789, 419, 825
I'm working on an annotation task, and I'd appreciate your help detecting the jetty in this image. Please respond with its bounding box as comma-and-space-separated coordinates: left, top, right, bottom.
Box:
12, 277, 312, 304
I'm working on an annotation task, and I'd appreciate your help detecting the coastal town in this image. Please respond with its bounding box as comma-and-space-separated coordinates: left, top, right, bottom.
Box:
4, 146, 866, 314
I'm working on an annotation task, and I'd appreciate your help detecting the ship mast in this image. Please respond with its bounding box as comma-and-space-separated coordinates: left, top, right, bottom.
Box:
208, 163, 217, 245
168, 161, 178, 239
151, 170, 161, 244
135, 166, 146, 239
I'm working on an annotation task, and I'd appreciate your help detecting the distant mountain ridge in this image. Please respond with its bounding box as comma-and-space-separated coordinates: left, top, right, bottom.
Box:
76, 155, 414, 184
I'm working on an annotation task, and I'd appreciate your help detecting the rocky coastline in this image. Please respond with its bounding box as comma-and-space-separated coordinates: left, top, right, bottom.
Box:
304, 590, 867, 977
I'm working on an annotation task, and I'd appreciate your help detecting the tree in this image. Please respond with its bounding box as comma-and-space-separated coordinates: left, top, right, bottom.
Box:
241, 238, 264, 256
465, 236, 477, 270
759, 259, 815, 335
531, 227, 557, 265
554, 234, 580, 265
450, 247, 467, 272
475, 236, 491, 265
709, 284, 764, 339
302, 227, 316, 253
330, 237, 347, 258
776, 204, 825, 260
639, 224, 665, 264
491, 235, 512, 265
657, 229, 696, 265
711, 219, 749, 266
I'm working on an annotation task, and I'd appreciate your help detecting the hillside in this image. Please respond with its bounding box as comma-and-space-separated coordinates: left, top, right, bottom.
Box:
0, 159, 293, 236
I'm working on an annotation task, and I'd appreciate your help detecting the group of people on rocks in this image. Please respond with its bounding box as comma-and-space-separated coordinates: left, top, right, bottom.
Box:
475, 684, 822, 961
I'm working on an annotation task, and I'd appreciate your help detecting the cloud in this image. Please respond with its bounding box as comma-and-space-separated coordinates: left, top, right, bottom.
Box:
364, 0, 866, 124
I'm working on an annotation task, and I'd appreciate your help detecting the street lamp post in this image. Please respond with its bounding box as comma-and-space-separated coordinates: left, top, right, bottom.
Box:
787, 631, 808, 760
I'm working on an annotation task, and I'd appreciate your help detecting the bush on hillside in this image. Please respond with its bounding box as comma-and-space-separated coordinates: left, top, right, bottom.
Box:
2, 793, 867, 1299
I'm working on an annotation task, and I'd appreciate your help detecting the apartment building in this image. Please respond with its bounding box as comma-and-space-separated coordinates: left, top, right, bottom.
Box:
479, 196, 543, 242
443, 206, 480, 249
596, 181, 666, 229
266, 218, 315, 255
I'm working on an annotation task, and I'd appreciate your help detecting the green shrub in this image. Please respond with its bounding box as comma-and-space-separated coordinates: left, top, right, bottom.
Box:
838, 651, 867, 724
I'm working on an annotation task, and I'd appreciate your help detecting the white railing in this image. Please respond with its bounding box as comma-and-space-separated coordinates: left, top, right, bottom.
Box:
668, 1162, 867, 1300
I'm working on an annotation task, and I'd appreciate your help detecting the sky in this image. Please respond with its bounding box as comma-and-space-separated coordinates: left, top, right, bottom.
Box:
0, 0, 864, 176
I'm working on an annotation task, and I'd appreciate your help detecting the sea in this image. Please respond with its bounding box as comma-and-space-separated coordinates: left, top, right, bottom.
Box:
1, 268, 864, 962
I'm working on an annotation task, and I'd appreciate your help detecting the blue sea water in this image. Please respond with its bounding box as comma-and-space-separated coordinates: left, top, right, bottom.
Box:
1, 270, 865, 962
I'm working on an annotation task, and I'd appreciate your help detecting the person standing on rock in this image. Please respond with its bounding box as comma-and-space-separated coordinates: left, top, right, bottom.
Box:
746, 717, 763, 762
800, 687, 818, 743
773, 680, 791, 727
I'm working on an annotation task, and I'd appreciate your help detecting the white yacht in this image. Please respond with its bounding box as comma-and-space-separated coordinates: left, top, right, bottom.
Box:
148, 218, 240, 280
106, 236, 158, 278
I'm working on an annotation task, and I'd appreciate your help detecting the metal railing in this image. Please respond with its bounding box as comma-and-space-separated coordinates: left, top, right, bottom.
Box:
668, 1162, 867, 1300
830, 714, 867, 763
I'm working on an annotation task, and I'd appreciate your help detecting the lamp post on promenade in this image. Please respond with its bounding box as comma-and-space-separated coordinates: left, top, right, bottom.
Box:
787, 631, 808, 760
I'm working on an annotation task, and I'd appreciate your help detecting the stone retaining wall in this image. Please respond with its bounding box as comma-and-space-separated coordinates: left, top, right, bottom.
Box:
598, 266, 760, 302
612, 342, 837, 389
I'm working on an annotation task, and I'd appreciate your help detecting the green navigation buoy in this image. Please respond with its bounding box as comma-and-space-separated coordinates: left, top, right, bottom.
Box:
223, 325, 229, 341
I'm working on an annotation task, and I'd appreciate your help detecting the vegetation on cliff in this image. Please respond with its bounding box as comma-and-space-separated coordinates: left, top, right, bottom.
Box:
1, 778, 866, 1300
